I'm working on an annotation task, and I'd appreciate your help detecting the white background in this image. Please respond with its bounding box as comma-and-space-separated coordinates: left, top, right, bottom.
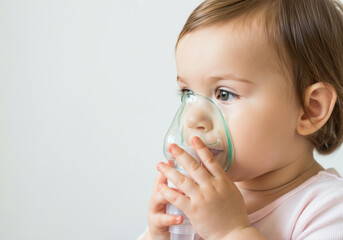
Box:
1, 0, 343, 239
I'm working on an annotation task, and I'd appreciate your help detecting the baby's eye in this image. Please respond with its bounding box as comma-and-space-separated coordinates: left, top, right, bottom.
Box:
180, 88, 193, 94
178, 88, 194, 102
178, 88, 194, 97
215, 88, 237, 102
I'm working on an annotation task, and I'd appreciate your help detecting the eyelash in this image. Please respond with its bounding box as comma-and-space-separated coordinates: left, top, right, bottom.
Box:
178, 88, 238, 102
178, 88, 192, 95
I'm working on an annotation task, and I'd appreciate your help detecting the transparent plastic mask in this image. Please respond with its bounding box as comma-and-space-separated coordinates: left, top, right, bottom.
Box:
163, 91, 234, 172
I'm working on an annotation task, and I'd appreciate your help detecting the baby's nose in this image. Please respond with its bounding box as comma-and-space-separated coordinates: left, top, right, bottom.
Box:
186, 110, 213, 131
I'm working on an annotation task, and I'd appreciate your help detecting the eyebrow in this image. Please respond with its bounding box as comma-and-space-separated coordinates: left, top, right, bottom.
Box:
177, 74, 254, 84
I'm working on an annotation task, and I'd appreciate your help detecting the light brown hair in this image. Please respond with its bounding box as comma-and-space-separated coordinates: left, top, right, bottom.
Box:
176, 0, 343, 154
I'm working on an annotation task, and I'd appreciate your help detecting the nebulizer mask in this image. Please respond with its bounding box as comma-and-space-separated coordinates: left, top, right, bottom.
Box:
163, 91, 234, 240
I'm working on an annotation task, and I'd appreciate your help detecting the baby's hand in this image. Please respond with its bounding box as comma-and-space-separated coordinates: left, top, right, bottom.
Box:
145, 161, 183, 240
157, 137, 250, 240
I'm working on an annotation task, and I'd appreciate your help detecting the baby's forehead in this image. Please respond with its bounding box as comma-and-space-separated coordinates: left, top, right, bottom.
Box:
177, 23, 294, 95
179, 18, 282, 59
177, 22, 289, 77
176, 4, 293, 80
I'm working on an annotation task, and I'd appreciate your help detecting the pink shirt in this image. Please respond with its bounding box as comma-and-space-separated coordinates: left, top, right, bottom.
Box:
138, 169, 343, 240
250, 168, 343, 239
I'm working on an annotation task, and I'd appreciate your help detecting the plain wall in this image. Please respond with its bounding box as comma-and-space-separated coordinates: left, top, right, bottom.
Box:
1, 0, 343, 239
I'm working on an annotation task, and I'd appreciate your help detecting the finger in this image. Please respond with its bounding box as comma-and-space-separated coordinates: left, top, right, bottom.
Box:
191, 136, 226, 177
168, 144, 212, 185
150, 186, 187, 213
159, 183, 191, 214
152, 160, 174, 193
152, 171, 167, 194
167, 159, 174, 167
157, 162, 198, 198
149, 191, 169, 213
153, 213, 183, 227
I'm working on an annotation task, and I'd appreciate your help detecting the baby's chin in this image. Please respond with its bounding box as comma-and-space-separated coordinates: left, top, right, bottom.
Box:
223, 163, 256, 182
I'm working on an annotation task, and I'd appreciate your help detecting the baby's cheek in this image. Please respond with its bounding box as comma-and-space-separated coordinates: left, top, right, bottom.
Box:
228, 118, 273, 163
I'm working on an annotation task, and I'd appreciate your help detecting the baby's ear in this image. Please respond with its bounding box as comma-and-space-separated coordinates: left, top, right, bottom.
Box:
296, 82, 337, 136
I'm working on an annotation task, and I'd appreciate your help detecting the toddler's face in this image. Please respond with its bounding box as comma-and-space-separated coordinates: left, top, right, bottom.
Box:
175, 23, 305, 181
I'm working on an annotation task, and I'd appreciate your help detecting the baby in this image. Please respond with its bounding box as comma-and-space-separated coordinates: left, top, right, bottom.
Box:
140, 0, 343, 239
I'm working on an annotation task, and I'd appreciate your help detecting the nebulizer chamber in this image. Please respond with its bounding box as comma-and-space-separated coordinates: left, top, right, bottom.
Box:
163, 91, 233, 240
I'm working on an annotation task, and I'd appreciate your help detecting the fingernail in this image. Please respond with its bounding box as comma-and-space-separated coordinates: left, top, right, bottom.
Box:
176, 216, 183, 223
168, 144, 177, 153
191, 136, 202, 148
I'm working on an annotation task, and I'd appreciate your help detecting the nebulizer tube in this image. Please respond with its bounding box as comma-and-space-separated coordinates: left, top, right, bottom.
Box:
163, 91, 234, 240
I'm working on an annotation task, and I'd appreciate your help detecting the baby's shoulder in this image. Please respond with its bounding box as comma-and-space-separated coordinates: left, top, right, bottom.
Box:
306, 168, 343, 193
296, 168, 343, 203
